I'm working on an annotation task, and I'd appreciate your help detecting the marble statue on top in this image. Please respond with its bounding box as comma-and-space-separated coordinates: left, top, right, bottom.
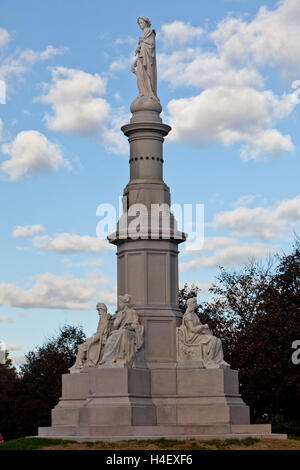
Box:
176, 297, 230, 369
70, 302, 112, 372
131, 16, 159, 102
100, 294, 144, 365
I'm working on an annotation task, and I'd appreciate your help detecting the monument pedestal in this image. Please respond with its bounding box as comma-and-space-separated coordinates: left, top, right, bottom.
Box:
38, 365, 285, 440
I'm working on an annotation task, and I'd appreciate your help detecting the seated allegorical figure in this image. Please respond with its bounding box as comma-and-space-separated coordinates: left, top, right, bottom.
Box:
176, 297, 230, 368
70, 302, 112, 371
99, 294, 144, 365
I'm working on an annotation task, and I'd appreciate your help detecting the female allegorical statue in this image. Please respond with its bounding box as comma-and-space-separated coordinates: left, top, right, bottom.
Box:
100, 294, 144, 365
131, 16, 159, 102
177, 297, 230, 368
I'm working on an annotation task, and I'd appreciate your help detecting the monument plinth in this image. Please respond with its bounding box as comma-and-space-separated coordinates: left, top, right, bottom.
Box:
38, 16, 285, 441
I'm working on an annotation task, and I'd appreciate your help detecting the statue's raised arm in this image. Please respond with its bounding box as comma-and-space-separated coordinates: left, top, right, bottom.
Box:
131, 16, 159, 102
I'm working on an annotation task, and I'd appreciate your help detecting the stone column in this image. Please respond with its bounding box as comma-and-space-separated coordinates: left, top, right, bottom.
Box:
108, 98, 185, 364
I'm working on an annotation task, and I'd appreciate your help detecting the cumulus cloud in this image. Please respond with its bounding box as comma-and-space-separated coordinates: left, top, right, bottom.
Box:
33, 233, 113, 254
6, 343, 21, 351
0, 271, 113, 310
62, 258, 103, 268
158, 50, 263, 89
213, 194, 300, 240
233, 194, 257, 207
12, 224, 45, 238
184, 236, 239, 253
38, 66, 127, 154
0, 42, 66, 91
39, 67, 107, 134
159, 2, 300, 160
109, 55, 134, 72
167, 85, 298, 160
212, 0, 300, 77
18, 45, 66, 65
0, 28, 10, 48
180, 242, 275, 272
1, 130, 70, 181
160, 21, 203, 46
0, 315, 13, 323
114, 35, 136, 47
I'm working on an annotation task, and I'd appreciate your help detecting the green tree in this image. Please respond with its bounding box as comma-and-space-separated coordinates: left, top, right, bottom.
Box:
0, 352, 18, 441
180, 238, 300, 434
0, 325, 85, 440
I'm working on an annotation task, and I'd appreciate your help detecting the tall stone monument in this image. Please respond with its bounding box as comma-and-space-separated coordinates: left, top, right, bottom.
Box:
39, 16, 281, 441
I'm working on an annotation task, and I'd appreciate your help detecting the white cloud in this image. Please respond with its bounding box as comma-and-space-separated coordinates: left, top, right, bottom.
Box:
12, 224, 45, 238
213, 193, 300, 240
184, 236, 239, 253
158, 50, 263, 89
160, 21, 203, 46
62, 257, 103, 268
114, 35, 136, 47
33, 233, 113, 254
19, 45, 66, 65
0, 28, 11, 48
6, 343, 21, 351
167, 85, 298, 160
39, 67, 107, 134
0, 315, 13, 323
180, 242, 275, 272
212, 0, 300, 77
1, 130, 70, 181
233, 194, 257, 207
240, 129, 294, 162
159, 4, 300, 160
109, 55, 134, 72
0, 44, 66, 91
99, 286, 118, 308
0, 271, 112, 310
38, 66, 127, 154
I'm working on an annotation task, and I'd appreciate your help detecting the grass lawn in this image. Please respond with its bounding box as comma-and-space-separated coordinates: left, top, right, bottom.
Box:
0, 436, 299, 450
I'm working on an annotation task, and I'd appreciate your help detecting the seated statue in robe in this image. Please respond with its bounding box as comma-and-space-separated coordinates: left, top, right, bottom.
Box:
70, 302, 112, 371
176, 297, 230, 368
100, 294, 144, 365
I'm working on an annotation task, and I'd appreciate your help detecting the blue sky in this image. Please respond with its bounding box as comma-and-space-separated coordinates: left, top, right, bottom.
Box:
0, 0, 300, 365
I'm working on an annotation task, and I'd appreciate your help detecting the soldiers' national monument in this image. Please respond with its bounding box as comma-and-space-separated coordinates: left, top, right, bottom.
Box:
39, 17, 284, 441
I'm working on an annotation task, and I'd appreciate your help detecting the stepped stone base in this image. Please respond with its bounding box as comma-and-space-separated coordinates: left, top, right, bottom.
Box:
38, 426, 286, 442
38, 365, 285, 440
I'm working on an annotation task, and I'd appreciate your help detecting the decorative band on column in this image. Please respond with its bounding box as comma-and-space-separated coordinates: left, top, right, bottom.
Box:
129, 157, 164, 162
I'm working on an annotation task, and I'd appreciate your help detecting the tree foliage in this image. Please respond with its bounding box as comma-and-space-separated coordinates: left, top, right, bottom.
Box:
181, 237, 300, 433
0, 325, 85, 441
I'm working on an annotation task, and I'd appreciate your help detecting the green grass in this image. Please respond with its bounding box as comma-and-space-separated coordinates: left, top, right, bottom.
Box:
134, 438, 183, 449
204, 437, 260, 449
287, 435, 300, 441
0, 436, 262, 451
0, 437, 76, 450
